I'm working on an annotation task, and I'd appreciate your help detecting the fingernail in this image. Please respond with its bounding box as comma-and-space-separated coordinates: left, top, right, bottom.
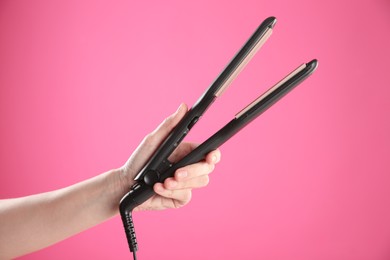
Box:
177, 171, 188, 178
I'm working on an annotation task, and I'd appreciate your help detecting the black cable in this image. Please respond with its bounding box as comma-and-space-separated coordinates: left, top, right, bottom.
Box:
120, 210, 138, 260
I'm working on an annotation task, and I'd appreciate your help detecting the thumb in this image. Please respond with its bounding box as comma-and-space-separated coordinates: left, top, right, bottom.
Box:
149, 103, 188, 142
123, 103, 188, 177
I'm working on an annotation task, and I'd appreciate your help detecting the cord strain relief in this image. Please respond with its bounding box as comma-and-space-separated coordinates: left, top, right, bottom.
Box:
121, 210, 138, 253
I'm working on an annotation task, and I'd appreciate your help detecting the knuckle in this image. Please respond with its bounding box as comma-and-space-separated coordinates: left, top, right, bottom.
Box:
162, 115, 174, 128
143, 133, 158, 146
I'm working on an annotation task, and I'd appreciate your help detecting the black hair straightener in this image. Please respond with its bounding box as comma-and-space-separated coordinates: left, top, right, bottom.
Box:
119, 16, 318, 260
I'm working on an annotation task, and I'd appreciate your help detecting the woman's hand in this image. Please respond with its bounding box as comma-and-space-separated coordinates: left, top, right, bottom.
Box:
0, 103, 220, 259
118, 103, 221, 211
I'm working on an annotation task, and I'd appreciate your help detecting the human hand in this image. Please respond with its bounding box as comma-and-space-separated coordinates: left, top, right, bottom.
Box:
118, 103, 221, 211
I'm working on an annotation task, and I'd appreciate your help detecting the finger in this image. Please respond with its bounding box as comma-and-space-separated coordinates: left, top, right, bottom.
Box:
158, 162, 214, 190
174, 161, 215, 181
168, 142, 199, 163
164, 175, 210, 190
149, 103, 188, 142
169, 146, 221, 167
124, 103, 188, 173
154, 183, 192, 208
205, 149, 221, 164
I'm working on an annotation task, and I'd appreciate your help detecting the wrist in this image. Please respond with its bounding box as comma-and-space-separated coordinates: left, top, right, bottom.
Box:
103, 168, 135, 216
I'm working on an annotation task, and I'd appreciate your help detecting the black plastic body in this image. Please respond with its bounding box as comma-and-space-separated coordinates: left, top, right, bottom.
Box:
134, 16, 276, 183
119, 16, 277, 214
119, 59, 317, 214
159, 59, 318, 180
118, 16, 318, 258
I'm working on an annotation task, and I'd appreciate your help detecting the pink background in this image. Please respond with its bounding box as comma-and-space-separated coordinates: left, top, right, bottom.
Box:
1, 0, 390, 259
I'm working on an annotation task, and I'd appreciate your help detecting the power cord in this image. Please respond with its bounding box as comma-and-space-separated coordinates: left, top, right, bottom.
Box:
120, 210, 138, 260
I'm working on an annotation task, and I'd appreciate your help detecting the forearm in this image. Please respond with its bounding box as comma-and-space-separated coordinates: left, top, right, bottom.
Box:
0, 169, 128, 259
0, 104, 221, 259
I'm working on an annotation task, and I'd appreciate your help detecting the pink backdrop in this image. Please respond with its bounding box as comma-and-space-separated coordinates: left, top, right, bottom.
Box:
1, 0, 390, 259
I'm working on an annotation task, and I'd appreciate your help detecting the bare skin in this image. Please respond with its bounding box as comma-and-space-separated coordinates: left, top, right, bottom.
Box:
0, 103, 221, 259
